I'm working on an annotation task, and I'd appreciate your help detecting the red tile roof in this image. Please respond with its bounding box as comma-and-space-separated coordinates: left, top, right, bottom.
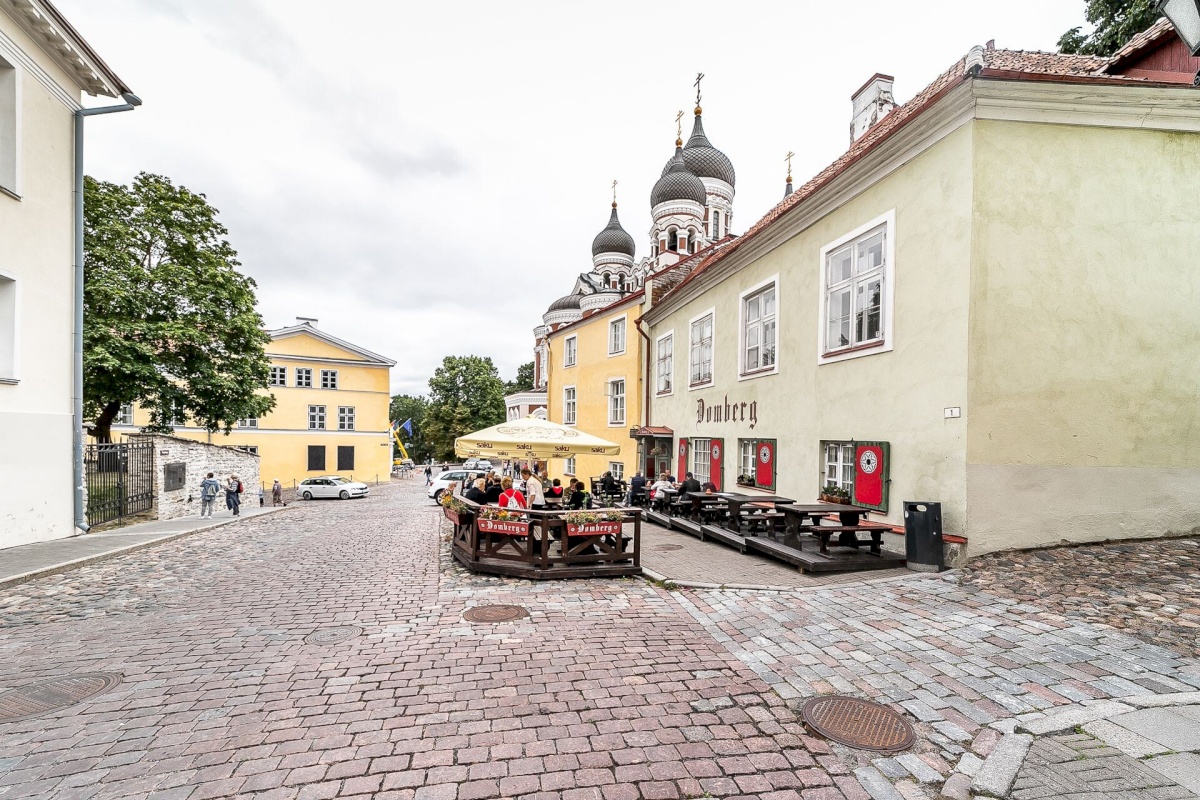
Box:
1105, 17, 1175, 70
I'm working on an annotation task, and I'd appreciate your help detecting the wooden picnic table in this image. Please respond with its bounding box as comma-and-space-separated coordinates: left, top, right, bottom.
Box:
779, 503, 889, 555
681, 492, 730, 523
715, 493, 796, 533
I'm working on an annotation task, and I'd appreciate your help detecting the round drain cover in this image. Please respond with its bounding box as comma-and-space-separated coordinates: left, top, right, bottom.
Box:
801, 695, 915, 752
463, 605, 528, 623
0, 673, 122, 723
304, 625, 362, 645
653, 544, 684, 551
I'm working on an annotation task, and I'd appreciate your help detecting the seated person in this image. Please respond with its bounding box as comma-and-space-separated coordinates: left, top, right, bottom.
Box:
464, 478, 488, 505
497, 477, 527, 509
566, 479, 591, 510
625, 472, 647, 505
680, 472, 702, 494
545, 479, 564, 500
700, 481, 717, 493
484, 476, 504, 504
600, 471, 620, 496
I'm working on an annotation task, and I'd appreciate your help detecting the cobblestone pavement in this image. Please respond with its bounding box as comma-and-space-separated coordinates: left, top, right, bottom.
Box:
959, 538, 1200, 659
2, 482, 1198, 799
1012, 732, 1193, 800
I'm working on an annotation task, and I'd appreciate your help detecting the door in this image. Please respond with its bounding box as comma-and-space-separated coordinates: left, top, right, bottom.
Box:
709, 438, 724, 491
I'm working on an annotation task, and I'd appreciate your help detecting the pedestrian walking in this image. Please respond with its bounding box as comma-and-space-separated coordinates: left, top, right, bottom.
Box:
271, 479, 284, 506
226, 473, 243, 516
425, 464, 433, 487
258, 485, 265, 506
199, 472, 221, 518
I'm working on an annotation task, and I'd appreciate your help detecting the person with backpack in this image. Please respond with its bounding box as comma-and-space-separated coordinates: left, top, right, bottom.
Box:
497, 477, 527, 509
225, 473, 243, 516
199, 472, 221, 518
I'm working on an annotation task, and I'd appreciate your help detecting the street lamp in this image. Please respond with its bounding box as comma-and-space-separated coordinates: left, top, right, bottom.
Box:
1157, 0, 1200, 55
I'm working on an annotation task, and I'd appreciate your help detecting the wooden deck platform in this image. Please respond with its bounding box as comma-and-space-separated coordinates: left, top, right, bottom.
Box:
644, 510, 673, 528
669, 518, 703, 538
699, 524, 748, 553
452, 548, 640, 580
744, 535, 905, 573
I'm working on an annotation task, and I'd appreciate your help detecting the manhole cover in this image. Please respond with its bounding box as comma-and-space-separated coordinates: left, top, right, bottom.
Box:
463, 605, 528, 623
801, 695, 915, 752
304, 625, 362, 645
653, 544, 684, 551
0, 673, 122, 723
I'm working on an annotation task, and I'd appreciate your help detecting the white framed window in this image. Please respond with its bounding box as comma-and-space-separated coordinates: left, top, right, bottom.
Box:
608, 316, 626, 356
562, 386, 576, 425
608, 379, 625, 425
824, 442, 855, 493
564, 335, 577, 368
740, 277, 778, 379
116, 404, 134, 425
689, 309, 715, 388
269, 366, 286, 386
0, 269, 16, 383
296, 368, 313, 388
308, 405, 326, 430
818, 211, 895, 364
321, 369, 338, 389
166, 401, 185, 427
338, 406, 355, 431
656, 332, 673, 396
692, 438, 711, 484
740, 440, 757, 478
238, 417, 258, 428
564, 456, 576, 476
0, 56, 18, 197
609, 462, 624, 481
235, 445, 259, 456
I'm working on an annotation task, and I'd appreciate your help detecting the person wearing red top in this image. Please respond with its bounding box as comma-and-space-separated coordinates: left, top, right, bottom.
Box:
497, 476, 527, 509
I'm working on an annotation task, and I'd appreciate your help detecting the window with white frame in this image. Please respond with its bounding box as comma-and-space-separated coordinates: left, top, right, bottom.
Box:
296, 368, 313, 388
692, 438, 711, 484
608, 379, 625, 425
656, 333, 673, 395
564, 456, 576, 475
824, 442, 855, 493
116, 404, 134, 425
742, 283, 777, 374
609, 317, 626, 355
0, 56, 17, 195
825, 224, 885, 353
238, 417, 258, 428
338, 406, 355, 430
269, 366, 286, 386
564, 335, 577, 367
609, 462, 624, 481
563, 387, 576, 425
0, 271, 15, 381
236, 445, 259, 456
740, 439, 758, 478
308, 405, 326, 430
689, 313, 714, 386
320, 369, 338, 389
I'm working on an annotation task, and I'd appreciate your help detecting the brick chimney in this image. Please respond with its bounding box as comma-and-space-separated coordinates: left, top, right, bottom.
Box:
850, 73, 896, 143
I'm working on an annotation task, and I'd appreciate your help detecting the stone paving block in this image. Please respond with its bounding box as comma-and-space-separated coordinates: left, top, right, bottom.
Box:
1109, 708, 1200, 751
1081, 718, 1171, 758
1016, 700, 1134, 735
852, 766, 904, 800
1144, 752, 1200, 795
895, 754, 941, 784
970, 732, 1032, 798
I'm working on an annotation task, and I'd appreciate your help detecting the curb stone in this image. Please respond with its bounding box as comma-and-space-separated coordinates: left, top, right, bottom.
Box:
1015, 700, 1134, 735
969, 732, 1032, 798
1126, 691, 1200, 708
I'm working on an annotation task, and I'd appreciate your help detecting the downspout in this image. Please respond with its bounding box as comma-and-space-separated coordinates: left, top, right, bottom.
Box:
635, 317, 651, 427
73, 94, 141, 533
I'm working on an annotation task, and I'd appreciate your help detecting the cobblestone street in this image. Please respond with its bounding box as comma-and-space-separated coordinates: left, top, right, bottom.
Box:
1, 482, 1198, 799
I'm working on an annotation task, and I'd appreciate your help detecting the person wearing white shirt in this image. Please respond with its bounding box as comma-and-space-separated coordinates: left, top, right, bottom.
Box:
522, 468, 545, 510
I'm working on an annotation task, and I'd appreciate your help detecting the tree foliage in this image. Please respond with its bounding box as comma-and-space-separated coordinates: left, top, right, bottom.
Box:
84, 172, 275, 442
388, 393, 430, 461
1059, 0, 1159, 55
503, 361, 535, 395
424, 356, 506, 459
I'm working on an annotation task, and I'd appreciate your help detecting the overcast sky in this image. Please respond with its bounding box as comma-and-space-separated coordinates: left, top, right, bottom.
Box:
62, 0, 1085, 397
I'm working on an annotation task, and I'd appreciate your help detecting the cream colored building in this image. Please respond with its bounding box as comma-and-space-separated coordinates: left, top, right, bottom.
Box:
0, 1, 134, 550
111, 319, 395, 489
644, 27, 1200, 557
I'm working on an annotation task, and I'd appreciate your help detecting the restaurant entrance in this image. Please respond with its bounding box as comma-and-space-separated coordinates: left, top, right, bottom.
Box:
631, 426, 674, 480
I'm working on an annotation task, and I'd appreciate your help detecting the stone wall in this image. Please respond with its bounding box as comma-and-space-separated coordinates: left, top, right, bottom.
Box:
130, 434, 261, 521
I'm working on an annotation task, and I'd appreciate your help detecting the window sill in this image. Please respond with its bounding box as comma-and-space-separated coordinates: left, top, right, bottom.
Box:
608, 421, 626, 427
656, 389, 673, 398
0, 377, 18, 385
607, 350, 626, 358
688, 381, 714, 391
737, 366, 778, 382
820, 339, 888, 363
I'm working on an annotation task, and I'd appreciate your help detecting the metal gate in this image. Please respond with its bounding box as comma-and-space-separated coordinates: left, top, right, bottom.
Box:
85, 441, 155, 527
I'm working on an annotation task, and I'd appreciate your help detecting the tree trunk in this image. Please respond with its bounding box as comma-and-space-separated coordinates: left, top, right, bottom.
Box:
89, 401, 122, 444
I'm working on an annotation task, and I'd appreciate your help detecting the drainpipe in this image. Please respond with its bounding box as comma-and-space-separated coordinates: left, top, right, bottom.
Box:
635, 317, 651, 427
73, 93, 141, 533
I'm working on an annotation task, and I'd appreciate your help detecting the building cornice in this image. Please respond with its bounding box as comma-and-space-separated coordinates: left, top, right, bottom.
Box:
1, 0, 130, 98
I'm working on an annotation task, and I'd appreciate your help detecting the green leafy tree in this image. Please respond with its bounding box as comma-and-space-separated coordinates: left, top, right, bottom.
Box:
503, 361, 535, 395
84, 172, 275, 442
388, 393, 430, 461
424, 355, 506, 459
1059, 0, 1159, 55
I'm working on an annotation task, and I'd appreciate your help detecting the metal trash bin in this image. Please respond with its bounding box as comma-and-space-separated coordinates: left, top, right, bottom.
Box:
903, 501, 944, 572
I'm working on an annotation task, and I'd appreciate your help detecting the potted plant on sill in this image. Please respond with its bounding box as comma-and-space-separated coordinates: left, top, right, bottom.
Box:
563, 509, 625, 537
477, 506, 530, 536
736, 474, 756, 488
819, 483, 850, 505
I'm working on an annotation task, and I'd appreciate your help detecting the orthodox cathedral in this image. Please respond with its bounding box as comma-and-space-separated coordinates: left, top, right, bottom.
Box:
531, 98, 738, 391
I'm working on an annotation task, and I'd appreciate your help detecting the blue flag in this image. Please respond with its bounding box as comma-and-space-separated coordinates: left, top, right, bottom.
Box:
401, 419, 413, 436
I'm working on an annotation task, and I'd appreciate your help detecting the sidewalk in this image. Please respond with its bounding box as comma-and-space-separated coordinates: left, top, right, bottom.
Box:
0, 504, 291, 590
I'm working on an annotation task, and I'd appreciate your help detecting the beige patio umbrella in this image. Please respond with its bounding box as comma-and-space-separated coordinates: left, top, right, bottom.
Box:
454, 416, 622, 460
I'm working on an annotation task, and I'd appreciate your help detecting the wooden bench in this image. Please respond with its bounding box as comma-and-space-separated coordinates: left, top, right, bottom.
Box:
804, 521, 894, 555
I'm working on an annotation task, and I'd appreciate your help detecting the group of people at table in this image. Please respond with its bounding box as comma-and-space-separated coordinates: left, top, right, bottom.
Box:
453, 469, 598, 512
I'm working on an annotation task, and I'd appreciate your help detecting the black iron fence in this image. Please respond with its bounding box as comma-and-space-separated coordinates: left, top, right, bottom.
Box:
85, 441, 155, 527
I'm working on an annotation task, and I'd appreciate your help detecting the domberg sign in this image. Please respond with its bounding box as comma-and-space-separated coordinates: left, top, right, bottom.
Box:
696, 396, 758, 429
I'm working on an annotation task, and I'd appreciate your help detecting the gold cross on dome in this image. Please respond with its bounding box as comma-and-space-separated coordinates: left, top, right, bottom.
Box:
785, 150, 795, 176
675, 110, 684, 139
694, 72, 705, 106
612, 179, 618, 204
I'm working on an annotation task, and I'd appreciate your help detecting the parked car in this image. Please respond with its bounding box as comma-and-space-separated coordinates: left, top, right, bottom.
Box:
428, 470, 486, 502
462, 458, 493, 472
298, 476, 370, 500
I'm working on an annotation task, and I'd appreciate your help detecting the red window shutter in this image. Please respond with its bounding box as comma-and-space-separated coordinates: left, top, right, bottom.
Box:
853, 441, 890, 511
709, 438, 724, 491
754, 439, 776, 491
677, 438, 688, 479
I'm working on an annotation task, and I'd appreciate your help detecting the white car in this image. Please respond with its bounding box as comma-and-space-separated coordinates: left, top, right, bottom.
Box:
428, 469, 486, 502
299, 476, 369, 500
462, 458, 493, 472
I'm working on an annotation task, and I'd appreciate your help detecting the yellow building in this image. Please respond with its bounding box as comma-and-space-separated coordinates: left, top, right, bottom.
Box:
113, 319, 394, 488
545, 293, 644, 484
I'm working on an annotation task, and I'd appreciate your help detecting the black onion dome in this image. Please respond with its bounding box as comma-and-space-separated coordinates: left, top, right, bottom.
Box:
651, 147, 707, 207
547, 294, 582, 312
591, 205, 636, 258
661, 112, 736, 187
